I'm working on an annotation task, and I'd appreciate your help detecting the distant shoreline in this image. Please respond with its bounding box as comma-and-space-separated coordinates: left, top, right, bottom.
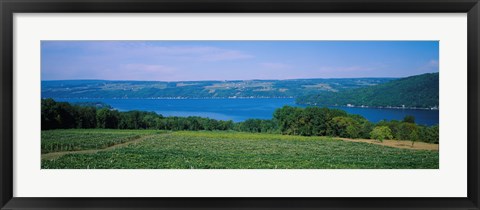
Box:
298, 102, 439, 111
47, 97, 439, 111
323, 105, 439, 111
46, 96, 295, 99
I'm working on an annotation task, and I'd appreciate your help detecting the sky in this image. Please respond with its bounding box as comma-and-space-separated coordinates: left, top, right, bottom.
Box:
41, 41, 439, 81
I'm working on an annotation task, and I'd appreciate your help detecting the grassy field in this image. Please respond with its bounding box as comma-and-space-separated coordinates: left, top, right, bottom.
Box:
41, 129, 439, 169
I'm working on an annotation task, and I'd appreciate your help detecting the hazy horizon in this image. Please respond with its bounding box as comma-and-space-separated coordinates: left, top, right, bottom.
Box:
41, 41, 439, 81
41, 73, 439, 82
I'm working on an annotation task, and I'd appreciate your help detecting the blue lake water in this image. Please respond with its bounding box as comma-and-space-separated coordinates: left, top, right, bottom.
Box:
55, 98, 439, 126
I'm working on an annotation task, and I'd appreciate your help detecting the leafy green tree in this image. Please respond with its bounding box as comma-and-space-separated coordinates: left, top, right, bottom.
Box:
273, 106, 303, 135
305, 107, 329, 136
377, 120, 401, 140
75, 106, 97, 128
345, 125, 360, 139
418, 125, 439, 144
143, 114, 157, 129
331, 116, 360, 138
370, 126, 393, 142
358, 120, 374, 139
41, 98, 58, 130
96, 108, 109, 129
220, 120, 234, 131
410, 129, 419, 146
96, 108, 119, 129
397, 122, 418, 141
155, 118, 167, 130
240, 119, 260, 132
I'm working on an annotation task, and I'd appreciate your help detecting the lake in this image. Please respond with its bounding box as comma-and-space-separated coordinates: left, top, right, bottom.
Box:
54, 98, 439, 126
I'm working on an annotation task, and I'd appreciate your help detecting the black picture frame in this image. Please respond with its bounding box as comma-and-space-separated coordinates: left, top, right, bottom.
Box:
1, 0, 479, 209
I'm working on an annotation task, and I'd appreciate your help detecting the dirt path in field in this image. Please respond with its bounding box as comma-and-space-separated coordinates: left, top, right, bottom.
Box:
41, 134, 161, 161
337, 138, 439, 151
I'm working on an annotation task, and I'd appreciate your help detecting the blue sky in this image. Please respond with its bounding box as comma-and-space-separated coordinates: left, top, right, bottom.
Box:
41, 41, 439, 81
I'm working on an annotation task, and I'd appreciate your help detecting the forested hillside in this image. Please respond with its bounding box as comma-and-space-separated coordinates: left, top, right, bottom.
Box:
296, 73, 439, 109
41, 78, 393, 99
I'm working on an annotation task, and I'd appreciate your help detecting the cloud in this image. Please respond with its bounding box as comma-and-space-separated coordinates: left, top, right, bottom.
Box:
418, 59, 439, 71
122, 64, 173, 73
41, 41, 256, 80
85, 64, 177, 81
260, 62, 291, 69
303, 64, 389, 78
317, 66, 377, 72
199, 50, 252, 61
53, 41, 254, 62
426, 59, 439, 68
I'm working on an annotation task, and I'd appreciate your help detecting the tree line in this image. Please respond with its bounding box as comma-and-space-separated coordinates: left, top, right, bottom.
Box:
272, 106, 438, 144
41, 98, 439, 144
42, 98, 234, 131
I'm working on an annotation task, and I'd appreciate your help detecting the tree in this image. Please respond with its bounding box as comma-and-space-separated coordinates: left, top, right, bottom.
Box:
418, 125, 439, 144
273, 106, 303, 135
358, 120, 374, 139
397, 122, 418, 141
370, 126, 393, 142
241, 119, 262, 132
143, 114, 157, 129
220, 120, 234, 131
410, 129, 419, 147
305, 107, 329, 136
259, 120, 276, 133
377, 120, 401, 140
96, 108, 110, 129
58, 103, 77, 128
96, 108, 119, 129
331, 116, 360, 138
41, 98, 58, 130
345, 125, 360, 139
75, 106, 97, 128
403, 115, 415, 124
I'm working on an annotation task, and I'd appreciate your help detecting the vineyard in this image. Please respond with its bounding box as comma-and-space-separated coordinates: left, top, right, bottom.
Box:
41, 129, 163, 154
41, 129, 439, 169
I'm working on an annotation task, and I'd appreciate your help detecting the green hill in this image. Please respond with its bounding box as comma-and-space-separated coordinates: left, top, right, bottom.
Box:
296, 73, 439, 109
41, 78, 393, 99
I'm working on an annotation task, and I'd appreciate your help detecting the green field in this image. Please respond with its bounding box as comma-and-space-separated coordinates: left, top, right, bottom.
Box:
41, 129, 163, 154
41, 129, 439, 169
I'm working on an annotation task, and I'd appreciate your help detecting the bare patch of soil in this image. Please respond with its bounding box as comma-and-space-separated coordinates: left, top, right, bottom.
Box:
337, 138, 438, 151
